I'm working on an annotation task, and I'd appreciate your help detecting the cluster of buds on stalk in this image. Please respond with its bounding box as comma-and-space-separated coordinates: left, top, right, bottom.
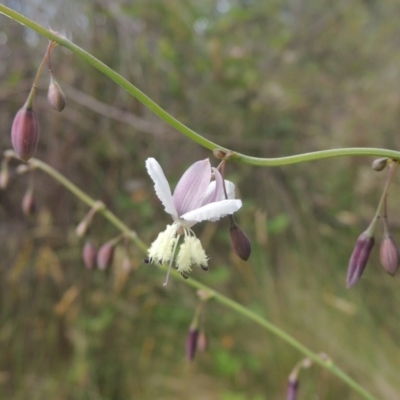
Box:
76, 201, 121, 271
186, 290, 212, 362
82, 239, 118, 271
10, 36, 66, 162
347, 159, 399, 287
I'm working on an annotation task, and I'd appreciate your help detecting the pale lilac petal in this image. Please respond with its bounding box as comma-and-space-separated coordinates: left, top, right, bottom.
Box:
173, 159, 211, 216
146, 158, 177, 218
181, 199, 242, 223
201, 168, 223, 205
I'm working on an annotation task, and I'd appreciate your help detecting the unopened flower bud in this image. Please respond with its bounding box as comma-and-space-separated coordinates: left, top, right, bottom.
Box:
229, 217, 251, 261
21, 188, 36, 216
347, 231, 375, 288
372, 158, 388, 172
76, 201, 104, 237
286, 378, 299, 400
97, 241, 115, 270
82, 241, 97, 270
196, 331, 208, 352
0, 160, 9, 189
11, 106, 39, 162
380, 235, 400, 276
122, 257, 133, 273
186, 326, 199, 362
48, 74, 66, 112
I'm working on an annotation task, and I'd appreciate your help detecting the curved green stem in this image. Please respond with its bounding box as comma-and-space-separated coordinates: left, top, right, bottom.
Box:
9, 152, 375, 400
2, 4, 400, 166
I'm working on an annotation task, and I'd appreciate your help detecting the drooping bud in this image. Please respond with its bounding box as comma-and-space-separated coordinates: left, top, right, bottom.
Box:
286, 378, 299, 400
186, 326, 199, 362
196, 330, 208, 352
372, 158, 388, 172
11, 106, 39, 162
76, 201, 104, 237
0, 159, 10, 189
121, 257, 133, 274
380, 235, 400, 276
82, 241, 97, 270
347, 231, 375, 288
97, 241, 115, 270
21, 188, 36, 216
48, 74, 66, 112
229, 216, 251, 261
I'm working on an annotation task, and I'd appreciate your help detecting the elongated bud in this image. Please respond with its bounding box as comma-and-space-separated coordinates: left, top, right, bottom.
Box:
186, 326, 199, 362
286, 378, 299, 400
48, 74, 66, 112
97, 241, 115, 270
380, 235, 400, 276
372, 158, 388, 172
229, 216, 251, 261
22, 188, 36, 216
196, 331, 208, 352
0, 159, 10, 189
82, 241, 97, 270
347, 231, 374, 288
121, 257, 133, 273
76, 201, 104, 237
11, 106, 39, 162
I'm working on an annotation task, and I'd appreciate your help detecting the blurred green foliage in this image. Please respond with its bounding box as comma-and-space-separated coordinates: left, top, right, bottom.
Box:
1, 0, 400, 399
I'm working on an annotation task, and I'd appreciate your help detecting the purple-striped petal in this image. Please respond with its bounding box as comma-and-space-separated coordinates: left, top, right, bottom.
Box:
146, 158, 177, 218
173, 159, 211, 216
181, 199, 242, 223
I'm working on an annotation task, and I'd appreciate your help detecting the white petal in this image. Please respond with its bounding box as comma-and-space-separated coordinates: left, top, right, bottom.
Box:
203, 179, 236, 202
224, 180, 236, 199
146, 158, 177, 218
180, 199, 242, 223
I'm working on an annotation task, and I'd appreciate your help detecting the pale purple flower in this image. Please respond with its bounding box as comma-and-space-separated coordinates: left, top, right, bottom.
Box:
146, 157, 242, 285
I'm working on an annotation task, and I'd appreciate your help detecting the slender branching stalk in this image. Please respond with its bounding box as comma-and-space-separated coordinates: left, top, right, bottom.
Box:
0, 5, 386, 398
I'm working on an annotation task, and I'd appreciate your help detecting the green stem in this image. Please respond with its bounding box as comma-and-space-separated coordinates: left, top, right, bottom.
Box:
8, 152, 375, 400
1, 4, 400, 166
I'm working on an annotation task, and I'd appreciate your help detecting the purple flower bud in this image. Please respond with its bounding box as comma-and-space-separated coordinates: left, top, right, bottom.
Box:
380, 235, 400, 276
11, 106, 39, 162
286, 379, 299, 400
22, 188, 36, 216
48, 75, 66, 112
186, 326, 199, 362
196, 331, 208, 352
372, 158, 388, 172
83, 241, 97, 270
97, 241, 115, 270
347, 231, 375, 288
230, 220, 251, 261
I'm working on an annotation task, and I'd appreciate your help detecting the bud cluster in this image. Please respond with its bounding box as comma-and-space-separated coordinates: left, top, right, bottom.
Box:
10, 38, 66, 162
347, 160, 399, 287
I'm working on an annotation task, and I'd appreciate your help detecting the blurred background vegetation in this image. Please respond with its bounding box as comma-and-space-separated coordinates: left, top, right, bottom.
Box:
1, 0, 400, 399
